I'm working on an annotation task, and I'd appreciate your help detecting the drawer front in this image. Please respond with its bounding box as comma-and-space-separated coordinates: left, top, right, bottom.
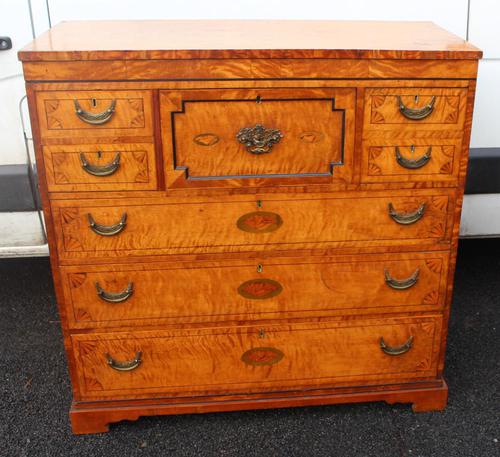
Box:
72, 316, 442, 400
361, 138, 462, 184
53, 192, 453, 260
161, 88, 355, 188
364, 88, 467, 133
62, 252, 449, 328
36, 90, 153, 139
43, 143, 157, 192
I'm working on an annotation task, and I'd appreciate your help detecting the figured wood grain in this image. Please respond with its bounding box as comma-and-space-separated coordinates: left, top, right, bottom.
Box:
43, 143, 156, 192
60, 251, 449, 329
71, 315, 443, 400
18, 20, 481, 434
21, 58, 480, 82
161, 88, 355, 188
18, 20, 481, 61
52, 191, 453, 260
36, 90, 153, 140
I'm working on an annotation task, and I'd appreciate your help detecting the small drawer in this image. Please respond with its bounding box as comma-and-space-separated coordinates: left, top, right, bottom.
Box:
361, 138, 462, 184
43, 143, 157, 192
61, 251, 449, 328
72, 316, 442, 400
160, 87, 356, 188
363, 88, 467, 133
36, 90, 153, 140
52, 191, 453, 261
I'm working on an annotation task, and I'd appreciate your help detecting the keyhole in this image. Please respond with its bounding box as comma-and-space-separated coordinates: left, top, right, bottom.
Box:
257, 264, 263, 273
97, 150, 102, 159
257, 200, 262, 208
414, 95, 419, 104
410, 145, 415, 157
91, 98, 98, 108
259, 329, 266, 338
256, 95, 262, 104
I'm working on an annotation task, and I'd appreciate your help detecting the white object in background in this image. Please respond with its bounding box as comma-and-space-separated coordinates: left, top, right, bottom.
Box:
468, 0, 500, 58
460, 194, 500, 237
48, 0, 468, 37
0, 212, 48, 257
470, 60, 500, 148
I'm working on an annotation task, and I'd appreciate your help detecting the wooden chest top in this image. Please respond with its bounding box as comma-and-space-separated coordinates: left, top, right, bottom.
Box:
18, 20, 481, 61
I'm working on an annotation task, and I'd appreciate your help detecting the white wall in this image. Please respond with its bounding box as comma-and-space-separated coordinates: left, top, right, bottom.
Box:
0, 0, 498, 250
47, 0, 469, 36
468, 0, 500, 148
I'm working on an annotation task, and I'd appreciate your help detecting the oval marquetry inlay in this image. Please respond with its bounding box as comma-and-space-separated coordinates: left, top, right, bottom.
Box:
241, 347, 284, 366
236, 211, 283, 233
299, 131, 324, 144
193, 133, 220, 147
237, 278, 283, 300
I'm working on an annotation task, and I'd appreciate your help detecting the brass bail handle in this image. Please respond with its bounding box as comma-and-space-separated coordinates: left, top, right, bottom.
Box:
74, 98, 117, 125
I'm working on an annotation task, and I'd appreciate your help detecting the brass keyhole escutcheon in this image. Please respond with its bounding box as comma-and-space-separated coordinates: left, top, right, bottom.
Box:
257, 264, 263, 273
257, 200, 262, 209
259, 329, 266, 338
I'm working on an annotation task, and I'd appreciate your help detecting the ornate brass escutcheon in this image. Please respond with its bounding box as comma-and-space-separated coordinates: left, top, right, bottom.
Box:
95, 282, 134, 303
397, 96, 436, 120
74, 99, 116, 125
80, 152, 121, 176
379, 336, 414, 356
236, 211, 283, 233
384, 268, 420, 290
388, 203, 426, 225
237, 278, 283, 300
236, 124, 283, 154
241, 347, 284, 366
87, 213, 127, 236
395, 146, 432, 169
105, 351, 142, 371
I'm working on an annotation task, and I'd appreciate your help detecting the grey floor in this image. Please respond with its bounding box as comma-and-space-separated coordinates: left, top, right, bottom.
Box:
0, 239, 498, 457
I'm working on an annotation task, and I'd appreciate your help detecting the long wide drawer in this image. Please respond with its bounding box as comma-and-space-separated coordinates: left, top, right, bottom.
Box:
52, 191, 453, 261
61, 251, 449, 328
72, 315, 442, 400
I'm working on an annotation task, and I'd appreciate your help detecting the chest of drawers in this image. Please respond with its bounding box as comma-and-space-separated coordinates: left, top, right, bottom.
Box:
19, 20, 481, 434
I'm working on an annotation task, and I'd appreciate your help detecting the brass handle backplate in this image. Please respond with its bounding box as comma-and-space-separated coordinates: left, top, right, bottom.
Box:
380, 336, 414, 356
395, 146, 432, 169
87, 213, 127, 236
388, 203, 426, 225
105, 351, 142, 371
74, 99, 116, 125
384, 268, 420, 290
80, 152, 120, 176
95, 282, 133, 303
397, 96, 436, 120
236, 124, 283, 154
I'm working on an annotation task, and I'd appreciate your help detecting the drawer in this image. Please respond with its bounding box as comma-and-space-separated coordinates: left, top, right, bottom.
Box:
52, 191, 453, 261
361, 138, 462, 184
61, 251, 449, 328
36, 90, 153, 140
363, 88, 467, 133
43, 143, 157, 192
160, 88, 355, 188
72, 316, 442, 400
